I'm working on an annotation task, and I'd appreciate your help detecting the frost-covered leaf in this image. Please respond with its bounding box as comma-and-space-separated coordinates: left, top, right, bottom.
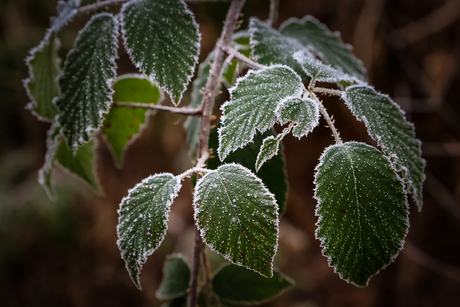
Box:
250, 18, 310, 78
194, 164, 279, 278
209, 127, 288, 215
212, 264, 293, 304
218, 65, 304, 161
24, 33, 61, 122
276, 97, 320, 139
55, 13, 118, 151
315, 142, 408, 287
50, 0, 81, 33
121, 0, 200, 104
280, 16, 367, 81
117, 173, 182, 289
342, 85, 425, 210
255, 136, 280, 172
184, 51, 216, 158
156, 254, 191, 300
293, 50, 360, 84
103, 74, 162, 167
39, 123, 102, 199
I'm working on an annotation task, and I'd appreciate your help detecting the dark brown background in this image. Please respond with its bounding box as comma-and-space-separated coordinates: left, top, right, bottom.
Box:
1, 0, 460, 306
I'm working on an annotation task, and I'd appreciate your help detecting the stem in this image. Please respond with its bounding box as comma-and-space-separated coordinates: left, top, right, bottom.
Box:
313, 87, 343, 97
77, 0, 127, 13
219, 45, 265, 70
177, 167, 211, 181
114, 101, 202, 116
189, 2, 247, 306
311, 92, 343, 145
267, 0, 279, 27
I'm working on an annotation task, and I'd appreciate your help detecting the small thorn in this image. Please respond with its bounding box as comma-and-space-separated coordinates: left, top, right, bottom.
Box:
324, 125, 330, 128
217, 90, 223, 94
211, 115, 217, 121
210, 124, 216, 129
209, 155, 216, 159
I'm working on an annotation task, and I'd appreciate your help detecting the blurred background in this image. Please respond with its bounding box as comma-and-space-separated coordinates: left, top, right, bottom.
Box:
1, 0, 460, 306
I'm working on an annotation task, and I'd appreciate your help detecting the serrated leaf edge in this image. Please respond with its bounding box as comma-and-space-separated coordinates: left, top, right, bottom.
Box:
193, 162, 280, 278
116, 173, 182, 289
313, 141, 409, 287
255, 136, 280, 172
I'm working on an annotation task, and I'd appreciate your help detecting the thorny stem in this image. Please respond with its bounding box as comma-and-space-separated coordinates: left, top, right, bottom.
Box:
190, 1, 247, 306
219, 45, 266, 70
114, 102, 202, 115
313, 87, 343, 97
267, 0, 279, 27
311, 92, 343, 145
177, 167, 211, 181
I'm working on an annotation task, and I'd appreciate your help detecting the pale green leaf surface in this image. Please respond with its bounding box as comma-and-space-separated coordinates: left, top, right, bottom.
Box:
212, 264, 294, 304
55, 13, 118, 151
280, 16, 367, 81
209, 127, 288, 215
342, 85, 425, 210
156, 254, 191, 300
103, 75, 162, 167
194, 164, 279, 278
315, 142, 408, 286
117, 173, 182, 289
293, 49, 360, 84
121, 0, 200, 104
276, 97, 320, 139
255, 136, 280, 172
249, 18, 310, 78
218, 65, 304, 161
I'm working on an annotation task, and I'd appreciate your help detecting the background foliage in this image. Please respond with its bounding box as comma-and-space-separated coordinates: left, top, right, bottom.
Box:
1, 0, 460, 306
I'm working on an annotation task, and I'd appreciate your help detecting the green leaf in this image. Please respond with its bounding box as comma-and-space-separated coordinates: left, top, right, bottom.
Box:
194, 164, 279, 278
156, 254, 191, 300
24, 32, 61, 122
222, 32, 252, 87
314, 142, 408, 287
39, 123, 102, 199
276, 97, 320, 139
55, 13, 118, 151
218, 65, 304, 161
255, 136, 281, 172
209, 127, 288, 215
103, 74, 163, 167
249, 18, 309, 78
212, 264, 294, 304
293, 49, 360, 84
280, 16, 367, 81
342, 85, 425, 210
121, 0, 200, 104
117, 173, 182, 289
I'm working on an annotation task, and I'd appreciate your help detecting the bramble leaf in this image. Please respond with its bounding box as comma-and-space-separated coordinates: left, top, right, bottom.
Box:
315, 142, 408, 286
209, 127, 288, 215
280, 16, 367, 80
156, 254, 191, 300
121, 0, 200, 104
250, 18, 310, 78
103, 74, 163, 167
276, 97, 320, 139
218, 65, 304, 161
194, 164, 279, 278
212, 264, 294, 304
255, 136, 280, 172
342, 85, 425, 210
55, 13, 118, 151
117, 173, 182, 289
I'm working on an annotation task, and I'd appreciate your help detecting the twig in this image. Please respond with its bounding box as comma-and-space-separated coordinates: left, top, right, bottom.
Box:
403, 241, 460, 282
268, 0, 279, 28
311, 92, 342, 145
77, 0, 127, 13
114, 102, 202, 115
313, 87, 343, 97
219, 44, 265, 70
189, 1, 247, 306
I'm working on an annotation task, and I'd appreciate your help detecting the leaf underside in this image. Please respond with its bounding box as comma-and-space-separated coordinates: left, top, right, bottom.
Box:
117, 173, 182, 289
103, 75, 162, 167
342, 85, 425, 210
55, 13, 118, 151
212, 264, 294, 304
156, 254, 191, 300
218, 65, 304, 161
121, 0, 200, 104
315, 142, 408, 287
194, 164, 279, 278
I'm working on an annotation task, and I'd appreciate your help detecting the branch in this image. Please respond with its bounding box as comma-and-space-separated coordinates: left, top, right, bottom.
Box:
114, 102, 202, 116
267, 0, 279, 28
219, 44, 266, 70
188, 229, 203, 307
313, 87, 343, 97
311, 92, 343, 145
